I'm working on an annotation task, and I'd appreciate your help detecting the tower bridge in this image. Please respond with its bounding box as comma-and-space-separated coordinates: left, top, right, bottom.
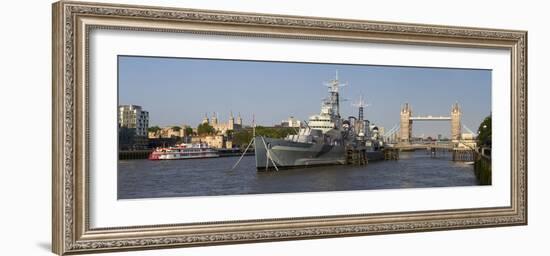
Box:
380, 102, 479, 161
399, 102, 462, 142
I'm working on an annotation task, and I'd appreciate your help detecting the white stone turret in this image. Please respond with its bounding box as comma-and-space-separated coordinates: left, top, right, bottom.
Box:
400, 103, 412, 142
237, 112, 243, 125
211, 112, 218, 125
451, 102, 462, 141
229, 111, 235, 124
202, 113, 209, 124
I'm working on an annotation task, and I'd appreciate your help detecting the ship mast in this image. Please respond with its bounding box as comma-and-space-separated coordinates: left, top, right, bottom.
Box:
352, 95, 369, 122
325, 70, 346, 118
352, 95, 370, 139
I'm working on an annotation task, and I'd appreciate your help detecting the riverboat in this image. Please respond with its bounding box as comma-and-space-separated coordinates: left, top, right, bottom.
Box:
148, 143, 219, 160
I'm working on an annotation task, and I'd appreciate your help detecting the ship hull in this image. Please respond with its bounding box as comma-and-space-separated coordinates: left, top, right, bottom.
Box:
254, 136, 346, 171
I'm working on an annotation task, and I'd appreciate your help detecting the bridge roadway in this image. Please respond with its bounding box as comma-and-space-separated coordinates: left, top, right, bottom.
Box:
409, 116, 451, 121
387, 143, 456, 151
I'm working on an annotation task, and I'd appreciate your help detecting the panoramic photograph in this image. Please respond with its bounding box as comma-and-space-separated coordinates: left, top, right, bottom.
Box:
117, 56, 492, 199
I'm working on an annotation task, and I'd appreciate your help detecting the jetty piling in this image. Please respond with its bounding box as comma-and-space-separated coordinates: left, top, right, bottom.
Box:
346, 147, 368, 165
384, 148, 399, 160
119, 150, 152, 160
451, 149, 476, 161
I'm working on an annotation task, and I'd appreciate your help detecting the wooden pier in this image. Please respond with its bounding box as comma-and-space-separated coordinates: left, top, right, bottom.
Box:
390, 143, 478, 162
119, 150, 152, 160
345, 147, 387, 165
346, 148, 368, 165
384, 148, 400, 160
426, 147, 450, 158
451, 148, 476, 161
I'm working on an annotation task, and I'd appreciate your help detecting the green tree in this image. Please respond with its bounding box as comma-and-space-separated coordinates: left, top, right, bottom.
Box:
477, 115, 492, 147
231, 127, 299, 148
233, 130, 253, 147
184, 127, 194, 136
225, 129, 234, 138
197, 123, 216, 135
255, 126, 296, 139
170, 126, 182, 142
148, 126, 161, 133
147, 126, 161, 137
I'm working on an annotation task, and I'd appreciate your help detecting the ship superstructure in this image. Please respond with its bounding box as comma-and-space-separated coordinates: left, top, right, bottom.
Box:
286, 71, 347, 145
254, 72, 383, 170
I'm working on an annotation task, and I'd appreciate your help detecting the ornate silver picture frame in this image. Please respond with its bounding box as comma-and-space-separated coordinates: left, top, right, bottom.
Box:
52, 1, 527, 255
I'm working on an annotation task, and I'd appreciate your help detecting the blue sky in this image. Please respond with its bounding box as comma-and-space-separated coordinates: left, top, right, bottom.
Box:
119, 56, 491, 137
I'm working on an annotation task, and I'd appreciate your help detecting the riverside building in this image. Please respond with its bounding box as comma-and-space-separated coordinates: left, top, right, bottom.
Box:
118, 105, 149, 136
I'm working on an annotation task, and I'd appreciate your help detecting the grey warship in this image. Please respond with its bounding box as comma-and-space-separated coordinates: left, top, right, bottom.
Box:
254, 72, 383, 171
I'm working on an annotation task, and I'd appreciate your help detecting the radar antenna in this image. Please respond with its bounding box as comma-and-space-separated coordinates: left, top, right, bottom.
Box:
322, 70, 347, 118
352, 95, 370, 121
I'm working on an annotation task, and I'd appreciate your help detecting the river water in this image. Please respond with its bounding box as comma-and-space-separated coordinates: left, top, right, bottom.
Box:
118, 151, 479, 199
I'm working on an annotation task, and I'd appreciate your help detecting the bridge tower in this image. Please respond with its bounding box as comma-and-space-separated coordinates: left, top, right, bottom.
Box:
451, 102, 462, 141
400, 103, 412, 143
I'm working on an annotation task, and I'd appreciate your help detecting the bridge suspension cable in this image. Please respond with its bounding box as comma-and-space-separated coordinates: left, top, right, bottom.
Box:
462, 124, 476, 135
383, 124, 400, 143
383, 124, 398, 137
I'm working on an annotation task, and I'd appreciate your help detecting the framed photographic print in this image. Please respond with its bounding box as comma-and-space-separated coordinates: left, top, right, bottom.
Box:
52, 1, 527, 255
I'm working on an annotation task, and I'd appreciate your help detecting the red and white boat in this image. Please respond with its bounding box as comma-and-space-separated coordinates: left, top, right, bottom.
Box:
148, 143, 219, 160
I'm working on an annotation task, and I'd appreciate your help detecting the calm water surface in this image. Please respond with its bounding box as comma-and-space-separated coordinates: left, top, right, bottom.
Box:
118, 151, 479, 199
